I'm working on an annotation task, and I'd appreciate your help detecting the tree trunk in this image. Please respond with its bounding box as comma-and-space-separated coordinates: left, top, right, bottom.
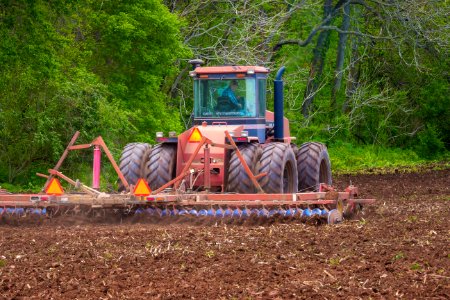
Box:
331, 2, 351, 111
343, 5, 361, 113
302, 0, 333, 118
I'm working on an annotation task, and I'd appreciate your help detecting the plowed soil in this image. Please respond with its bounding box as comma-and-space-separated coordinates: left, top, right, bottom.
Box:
1, 169, 449, 299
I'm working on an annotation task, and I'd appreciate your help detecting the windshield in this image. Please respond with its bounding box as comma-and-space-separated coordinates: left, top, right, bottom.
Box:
194, 78, 256, 118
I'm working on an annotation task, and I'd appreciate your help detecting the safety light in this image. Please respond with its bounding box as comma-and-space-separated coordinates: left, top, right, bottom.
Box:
156, 132, 164, 138
241, 131, 248, 137
188, 127, 202, 142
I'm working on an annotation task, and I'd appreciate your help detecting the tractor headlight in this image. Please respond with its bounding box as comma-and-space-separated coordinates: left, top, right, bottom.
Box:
156, 132, 164, 138
229, 131, 235, 137
241, 131, 248, 137
169, 131, 177, 138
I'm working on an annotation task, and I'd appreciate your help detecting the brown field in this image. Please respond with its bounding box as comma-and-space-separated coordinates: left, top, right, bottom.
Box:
1, 169, 449, 299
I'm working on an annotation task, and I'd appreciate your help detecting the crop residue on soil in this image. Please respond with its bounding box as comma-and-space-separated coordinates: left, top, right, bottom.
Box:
0, 169, 449, 299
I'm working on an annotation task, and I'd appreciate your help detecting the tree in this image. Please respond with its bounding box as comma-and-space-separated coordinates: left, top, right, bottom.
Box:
0, 0, 189, 184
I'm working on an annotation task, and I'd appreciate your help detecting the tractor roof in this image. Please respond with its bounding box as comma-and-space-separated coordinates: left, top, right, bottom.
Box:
194, 66, 270, 74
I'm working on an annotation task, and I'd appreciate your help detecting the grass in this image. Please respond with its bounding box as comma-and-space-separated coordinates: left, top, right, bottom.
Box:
205, 250, 215, 258
328, 257, 341, 266
329, 142, 449, 174
410, 262, 422, 271
392, 252, 405, 261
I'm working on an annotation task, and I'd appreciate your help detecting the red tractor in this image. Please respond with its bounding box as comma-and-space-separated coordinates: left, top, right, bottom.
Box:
118, 60, 332, 195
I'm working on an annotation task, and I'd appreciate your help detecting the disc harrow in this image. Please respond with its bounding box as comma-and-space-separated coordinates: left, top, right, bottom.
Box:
0, 131, 375, 225
0, 185, 372, 225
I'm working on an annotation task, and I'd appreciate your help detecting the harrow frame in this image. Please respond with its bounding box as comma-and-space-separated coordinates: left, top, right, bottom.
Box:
0, 132, 375, 224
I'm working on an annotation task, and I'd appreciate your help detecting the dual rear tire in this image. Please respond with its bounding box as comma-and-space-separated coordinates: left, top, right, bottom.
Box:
117, 143, 152, 191
117, 143, 177, 192
144, 144, 177, 191
257, 143, 298, 194
226, 142, 331, 194
226, 143, 262, 193
296, 142, 332, 191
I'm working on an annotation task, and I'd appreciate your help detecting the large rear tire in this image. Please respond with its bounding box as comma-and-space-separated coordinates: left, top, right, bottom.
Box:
297, 142, 332, 191
226, 143, 262, 193
118, 143, 152, 191
144, 144, 177, 191
258, 143, 298, 194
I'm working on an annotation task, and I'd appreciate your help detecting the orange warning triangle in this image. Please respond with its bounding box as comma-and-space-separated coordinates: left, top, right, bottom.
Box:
133, 178, 151, 196
188, 127, 202, 142
45, 178, 64, 195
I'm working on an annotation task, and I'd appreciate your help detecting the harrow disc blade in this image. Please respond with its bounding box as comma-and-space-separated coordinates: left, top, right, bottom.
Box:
215, 208, 224, 217
161, 208, 170, 217
327, 209, 343, 224
302, 209, 312, 217
241, 208, 251, 218
232, 208, 242, 218
178, 209, 189, 215
224, 208, 233, 217
311, 208, 322, 216
258, 208, 269, 217
145, 208, 156, 215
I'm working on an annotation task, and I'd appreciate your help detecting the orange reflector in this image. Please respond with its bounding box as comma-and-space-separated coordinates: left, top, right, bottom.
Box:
45, 178, 64, 196
133, 178, 152, 196
188, 127, 202, 143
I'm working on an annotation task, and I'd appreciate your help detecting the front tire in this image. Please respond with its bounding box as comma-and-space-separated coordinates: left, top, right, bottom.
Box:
258, 143, 298, 194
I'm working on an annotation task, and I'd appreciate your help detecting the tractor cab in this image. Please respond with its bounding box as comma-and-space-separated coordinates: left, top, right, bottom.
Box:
190, 65, 270, 142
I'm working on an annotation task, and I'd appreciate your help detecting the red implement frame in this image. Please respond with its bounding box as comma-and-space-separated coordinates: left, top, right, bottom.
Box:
36, 131, 129, 191
0, 132, 376, 211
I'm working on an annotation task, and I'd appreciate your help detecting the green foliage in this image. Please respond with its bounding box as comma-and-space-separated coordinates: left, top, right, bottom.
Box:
0, 0, 448, 190
392, 252, 404, 261
328, 142, 424, 174
410, 262, 422, 271
328, 257, 340, 266
415, 125, 445, 159
0, 0, 189, 186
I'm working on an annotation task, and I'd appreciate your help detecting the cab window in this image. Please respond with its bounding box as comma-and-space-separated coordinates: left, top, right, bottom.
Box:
194, 78, 257, 118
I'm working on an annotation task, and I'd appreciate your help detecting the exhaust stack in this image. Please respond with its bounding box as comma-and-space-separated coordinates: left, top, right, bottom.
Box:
274, 66, 286, 140
188, 59, 204, 70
